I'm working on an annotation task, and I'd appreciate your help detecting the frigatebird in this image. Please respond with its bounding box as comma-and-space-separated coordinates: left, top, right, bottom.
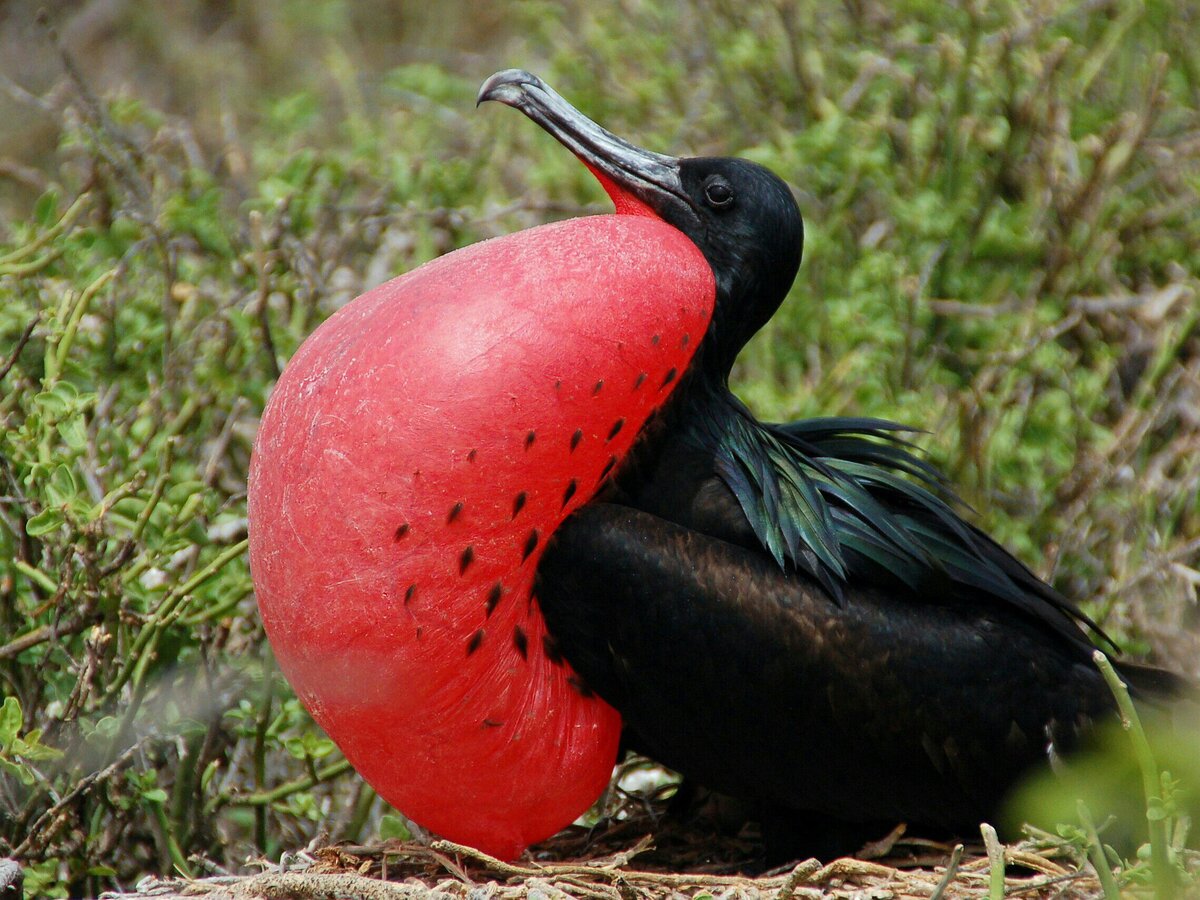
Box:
249, 68, 1188, 862
477, 70, 1189, 857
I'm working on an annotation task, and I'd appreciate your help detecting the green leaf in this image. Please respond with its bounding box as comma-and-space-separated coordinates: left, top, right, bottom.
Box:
57, 416, 88, 451
13, 728, 64, 762
200, 759, 220, 794
46, 464, 79, 506
21, 858, 69, 899
284, 733, 335, 760
142, 788, 169, 804
33, 390, 70, 418
72, 494, 100, 523
166, 480, 206, 505
26, 507, 65, 536
0, 756, 35, 786
0, 696, 21, 746
378, 814, 412, 841
50, 380, 80, 405
34, 189, 61, 226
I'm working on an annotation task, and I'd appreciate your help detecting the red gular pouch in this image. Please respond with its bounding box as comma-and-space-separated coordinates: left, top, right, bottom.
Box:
248, 213, 714, 858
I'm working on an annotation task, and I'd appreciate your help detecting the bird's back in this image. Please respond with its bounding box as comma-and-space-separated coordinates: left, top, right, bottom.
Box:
535, 394, 1189, 851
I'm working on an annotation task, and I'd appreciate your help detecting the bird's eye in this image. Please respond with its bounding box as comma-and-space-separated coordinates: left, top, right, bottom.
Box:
703, 177, 734, 209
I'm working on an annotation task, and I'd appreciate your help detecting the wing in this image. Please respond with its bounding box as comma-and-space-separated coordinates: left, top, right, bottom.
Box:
534, 502, 1120, 830
689, 400, 1114, 654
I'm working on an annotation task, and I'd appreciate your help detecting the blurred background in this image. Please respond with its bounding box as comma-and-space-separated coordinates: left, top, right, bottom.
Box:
1, 1, 1198, 895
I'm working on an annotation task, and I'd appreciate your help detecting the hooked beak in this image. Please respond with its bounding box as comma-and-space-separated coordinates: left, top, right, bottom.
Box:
478, 69, 697, 226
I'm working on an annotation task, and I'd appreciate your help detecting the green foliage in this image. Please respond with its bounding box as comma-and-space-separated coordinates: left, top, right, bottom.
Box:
1011, 654, 1199, 895
1, 0, 1198, 894
0, 697, 63, 786
379, 813, 413, 842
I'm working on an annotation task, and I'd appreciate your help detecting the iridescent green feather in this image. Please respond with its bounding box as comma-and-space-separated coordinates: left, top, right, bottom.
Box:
690, 395, 1112, 651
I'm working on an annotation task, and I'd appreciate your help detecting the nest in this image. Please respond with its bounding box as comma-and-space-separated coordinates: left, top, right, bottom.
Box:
102, 799, 1107, 899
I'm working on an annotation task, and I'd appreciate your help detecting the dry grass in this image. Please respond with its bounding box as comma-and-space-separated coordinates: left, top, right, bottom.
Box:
103, 814, 1107, 900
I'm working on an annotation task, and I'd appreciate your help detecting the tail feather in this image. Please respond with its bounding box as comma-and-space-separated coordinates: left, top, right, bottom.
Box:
1115, 660, 1198, 704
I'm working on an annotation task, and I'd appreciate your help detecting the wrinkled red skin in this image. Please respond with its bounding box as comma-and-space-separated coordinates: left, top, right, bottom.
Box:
248, 214, 715, 858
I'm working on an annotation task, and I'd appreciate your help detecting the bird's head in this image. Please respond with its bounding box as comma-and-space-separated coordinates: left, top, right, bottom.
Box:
479, 69, 803, 376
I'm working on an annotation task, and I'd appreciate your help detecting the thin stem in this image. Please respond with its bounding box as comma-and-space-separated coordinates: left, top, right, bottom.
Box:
1077, 799, 1121, 900
980, 822, 1005, 900
1092, 651, 1177, 900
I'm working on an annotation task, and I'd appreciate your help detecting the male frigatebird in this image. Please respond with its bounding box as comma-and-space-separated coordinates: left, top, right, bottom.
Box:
249, 69, 1187, 862
478, 70, 1189, 857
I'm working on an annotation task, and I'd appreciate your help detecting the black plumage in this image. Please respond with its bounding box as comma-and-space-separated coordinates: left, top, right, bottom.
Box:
478, 70, 1190, 859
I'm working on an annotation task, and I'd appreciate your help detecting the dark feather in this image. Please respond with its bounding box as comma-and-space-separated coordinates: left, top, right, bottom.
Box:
686, 396, 1114, 649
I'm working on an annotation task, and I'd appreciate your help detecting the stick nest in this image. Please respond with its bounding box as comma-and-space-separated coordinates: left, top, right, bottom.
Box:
100, 802, 1108, 899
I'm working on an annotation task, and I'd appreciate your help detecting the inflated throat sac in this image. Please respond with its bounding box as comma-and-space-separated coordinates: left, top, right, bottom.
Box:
248, 214, 715, 857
